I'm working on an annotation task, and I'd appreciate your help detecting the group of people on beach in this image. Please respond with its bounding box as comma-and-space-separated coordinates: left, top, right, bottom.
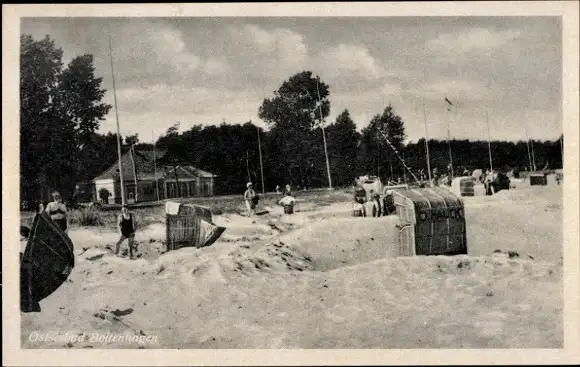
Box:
29, 191, 138, 259
243, 182, 296, 217
352, 187, 396, 218
29, 180, 300, 261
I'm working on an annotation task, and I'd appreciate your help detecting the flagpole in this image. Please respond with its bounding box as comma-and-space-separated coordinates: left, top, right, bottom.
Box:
316, 76, 333, 189
530, 136, 537, 171
447, 122, 453, 179
485, 109, 493, 172
484, 46, 496, 173
130, 144, 139, 202
523, 124, 533, 172
257, 126, 265, 195
246, 151, 251, 183
377, 148, 380, 177
445, 97, 454, 180
152, 129, 160, 202
422, 97, 433, 186
379, 97, 383, 179
108, 26, 126, 206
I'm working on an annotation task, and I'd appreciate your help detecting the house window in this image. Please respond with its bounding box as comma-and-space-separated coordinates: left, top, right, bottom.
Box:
143, 183, 155, 196
167, 182, 177, 198
200, 178, 212, 196
179, 182, 188, 197
188, 181, 197, 197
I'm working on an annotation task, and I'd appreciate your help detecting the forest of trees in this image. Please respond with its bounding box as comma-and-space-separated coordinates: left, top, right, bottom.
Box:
20, 35, 564, 202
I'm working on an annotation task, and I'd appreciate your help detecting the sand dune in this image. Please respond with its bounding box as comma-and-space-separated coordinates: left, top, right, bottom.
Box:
21, 184, 562, 349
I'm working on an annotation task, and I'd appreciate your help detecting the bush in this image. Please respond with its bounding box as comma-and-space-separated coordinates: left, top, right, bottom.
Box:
69, 208, 105, 227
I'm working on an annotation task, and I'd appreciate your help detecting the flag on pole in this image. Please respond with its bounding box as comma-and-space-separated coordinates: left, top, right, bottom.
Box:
445, 97, 453, 111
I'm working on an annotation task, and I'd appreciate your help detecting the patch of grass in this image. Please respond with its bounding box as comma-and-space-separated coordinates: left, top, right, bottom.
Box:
69, 208, 106, 227
62, 188, 354, 229
68, 206, 165, 230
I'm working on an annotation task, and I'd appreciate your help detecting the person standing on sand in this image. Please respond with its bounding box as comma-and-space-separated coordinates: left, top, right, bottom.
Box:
432, 168, 441, 187
279, 193, 297, 214
244, 182, 257, 217
383, 190, 396, 216
44, 191, 68, 233
364, 190, 377, 217
371, 193, 383, 217
114, 205, 137, 259
284, 184, 292, 196
484, 169, 495, 196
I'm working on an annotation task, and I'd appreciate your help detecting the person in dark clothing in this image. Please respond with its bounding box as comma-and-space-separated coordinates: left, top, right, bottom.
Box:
382, 190, 396, 216
70, 190, 79, 211
114, 205, 137, 259
353, 185, 366, 204
372, 193, 382, 217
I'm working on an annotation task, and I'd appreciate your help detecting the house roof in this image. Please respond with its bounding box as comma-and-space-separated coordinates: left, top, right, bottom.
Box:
94, 148, 166, 181
164, 165, 217, 179
93, 149, 217, 182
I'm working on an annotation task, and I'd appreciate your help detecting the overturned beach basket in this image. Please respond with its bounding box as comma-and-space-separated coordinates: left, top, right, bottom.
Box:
529, 173, 548, 186
450, 177, 476, 197
165, 202, 226, 251
393, 187, 467, 256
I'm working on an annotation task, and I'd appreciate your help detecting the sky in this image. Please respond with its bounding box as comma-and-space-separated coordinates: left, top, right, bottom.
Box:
21, 16, 563, 143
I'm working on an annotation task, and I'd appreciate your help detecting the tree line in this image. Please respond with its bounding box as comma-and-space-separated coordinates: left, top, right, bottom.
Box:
20, 35, 563, 202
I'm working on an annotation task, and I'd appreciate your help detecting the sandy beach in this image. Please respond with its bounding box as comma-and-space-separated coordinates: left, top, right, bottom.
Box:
21, 181, 563, 349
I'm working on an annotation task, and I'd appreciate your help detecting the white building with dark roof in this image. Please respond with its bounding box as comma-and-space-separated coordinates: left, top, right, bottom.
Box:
92, 148, 217, 204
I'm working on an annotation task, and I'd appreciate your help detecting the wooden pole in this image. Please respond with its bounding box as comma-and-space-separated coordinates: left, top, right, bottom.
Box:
246, 151, 251, 183
530, 138, 537, 171
377, 148, 380, 177
130, 144, 139, 202
485, 109, 493, 172
447, 102, 455, 180
485, 47, 495, 173
316, 76, 333, 189
107, 26, 126, 206
173, 164, 180, 198
422, 98, 433, 185
526, 139, 533, 172
257, 126, 265, 195
523, 124, 533, 172
152, 129, 160, 201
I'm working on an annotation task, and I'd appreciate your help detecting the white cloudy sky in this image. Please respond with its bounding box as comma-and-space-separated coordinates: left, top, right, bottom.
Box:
21, 16, 562, 143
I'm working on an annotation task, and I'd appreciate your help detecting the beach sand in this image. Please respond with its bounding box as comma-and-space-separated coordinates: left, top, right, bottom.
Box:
20, 181, 562, 349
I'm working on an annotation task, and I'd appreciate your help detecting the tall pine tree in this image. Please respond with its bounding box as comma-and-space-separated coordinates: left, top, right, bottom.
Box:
20, 35, 111, 202
326, 109, 360, 186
